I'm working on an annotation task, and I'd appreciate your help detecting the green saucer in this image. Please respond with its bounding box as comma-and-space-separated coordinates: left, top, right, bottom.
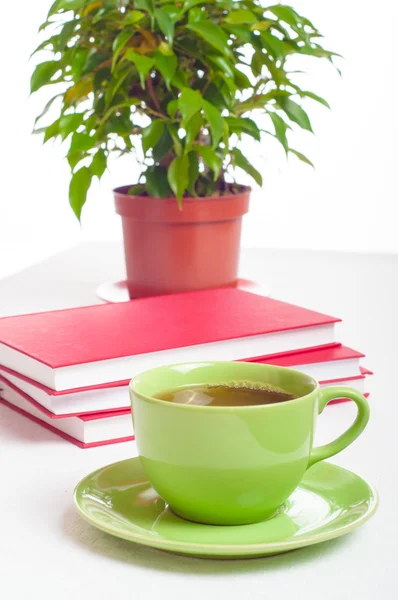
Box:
73, 458, 378, 559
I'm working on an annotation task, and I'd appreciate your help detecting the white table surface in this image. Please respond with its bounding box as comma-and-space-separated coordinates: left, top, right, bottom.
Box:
1, 243, 397, 600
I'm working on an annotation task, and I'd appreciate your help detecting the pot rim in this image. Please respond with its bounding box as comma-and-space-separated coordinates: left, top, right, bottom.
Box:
113, 184, 251, 203
114, 184, 251, 223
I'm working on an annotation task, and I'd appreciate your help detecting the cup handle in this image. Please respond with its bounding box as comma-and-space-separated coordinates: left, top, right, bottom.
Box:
307, 386, 370, 469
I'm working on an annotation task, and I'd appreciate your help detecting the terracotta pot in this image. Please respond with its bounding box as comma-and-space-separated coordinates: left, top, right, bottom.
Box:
114, 186, 250, 298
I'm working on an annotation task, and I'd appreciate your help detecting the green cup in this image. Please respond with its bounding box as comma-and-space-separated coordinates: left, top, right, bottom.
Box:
130, 361, 369, 526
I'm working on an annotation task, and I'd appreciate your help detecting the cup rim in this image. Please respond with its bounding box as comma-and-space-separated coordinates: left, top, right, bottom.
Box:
130, 361, 320, 412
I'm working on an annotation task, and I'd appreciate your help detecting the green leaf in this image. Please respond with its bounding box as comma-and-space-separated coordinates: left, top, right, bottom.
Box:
233, 67, 252, 89
235, 90, 291, 114
187, 22, 231, 57
160, 4, 180, 20
203, 83, 227, 110
225, 117, 261, 141
233, 148, 262, 186
193, 144, 221, 180
123, 10, 145, 25
124, 50, 154, 87
223, 118, 229, 148
67, 151, 85, 170
38, 20, 51, 32
298, 13, 320, 33
178, 88, 202, 124
167, 123, 183, 155
85, 112, 97, 128
154, 51, 177, 89
261, 55, 289, 86
297, 90, 330, 108
168, 155, 189, 206
267, 5, 301, 27
295, 44, 341, 60
146, 165, 172, 197
224, 10, 257, 25
167, 99, 179, 118
217, 70, 237, 95
59, 0, 83, 10
83, 49, 109, 75
30, 37, 54, 57
203, 100, 223, 147
84, 114, 97, 133
251, 51, 263, 78
34, 94, 63, 125
48, 0, 84, 16
185, 112, 203, 148
112, 30, 134, 71
54, 19, 77, 51
261, 31, 284, 60
153, 126, 173, 162
142, 120, 165, 154
135, 0, 153, 13
154, 8, 175, 43
171, 69, 188, 88
268, 112, 288, 152
157, 41, 174, 56
222, 24, 252, 44
92, 6, 116, 24
90, 148, 107, 179
30, 61, 60, 93
69, 132, 94, 152
251, 20, 274, 32
69, 166, 92, 221
102, 111, 133, 137
289, 148, 314, 168
59, 113, 84, 140
188, 6, 206, 24
43, 119, 60, 142
279, 98, 313, 132
182, 0, 205, 12
103, 67, 130, 103
187, 150, 199, 195
70, 49, 89, 81
208, 55, 234, 80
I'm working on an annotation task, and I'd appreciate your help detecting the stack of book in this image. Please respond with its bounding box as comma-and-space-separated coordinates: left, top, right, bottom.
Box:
0, 288, 371, 448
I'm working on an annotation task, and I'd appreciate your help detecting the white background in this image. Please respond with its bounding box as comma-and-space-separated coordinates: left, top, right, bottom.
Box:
1, 1, 397, 277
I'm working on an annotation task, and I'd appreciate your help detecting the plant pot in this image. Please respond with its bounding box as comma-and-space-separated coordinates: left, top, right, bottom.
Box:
114, 186, 250, 298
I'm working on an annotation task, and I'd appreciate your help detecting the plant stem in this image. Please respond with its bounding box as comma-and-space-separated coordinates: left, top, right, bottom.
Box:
146, 76, 161, 111
139, 105, 168, 120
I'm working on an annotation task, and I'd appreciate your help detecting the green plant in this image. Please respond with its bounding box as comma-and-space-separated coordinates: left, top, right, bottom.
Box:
32, 0, 339, 217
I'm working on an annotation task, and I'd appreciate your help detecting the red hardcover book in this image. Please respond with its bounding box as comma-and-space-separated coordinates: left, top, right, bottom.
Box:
0, 373, 369, 449
249, 344, 366, 379
0, 376, 133, 448
0, 288, 339, 391
0, 344, 366, 417
0, 369, 369, 416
